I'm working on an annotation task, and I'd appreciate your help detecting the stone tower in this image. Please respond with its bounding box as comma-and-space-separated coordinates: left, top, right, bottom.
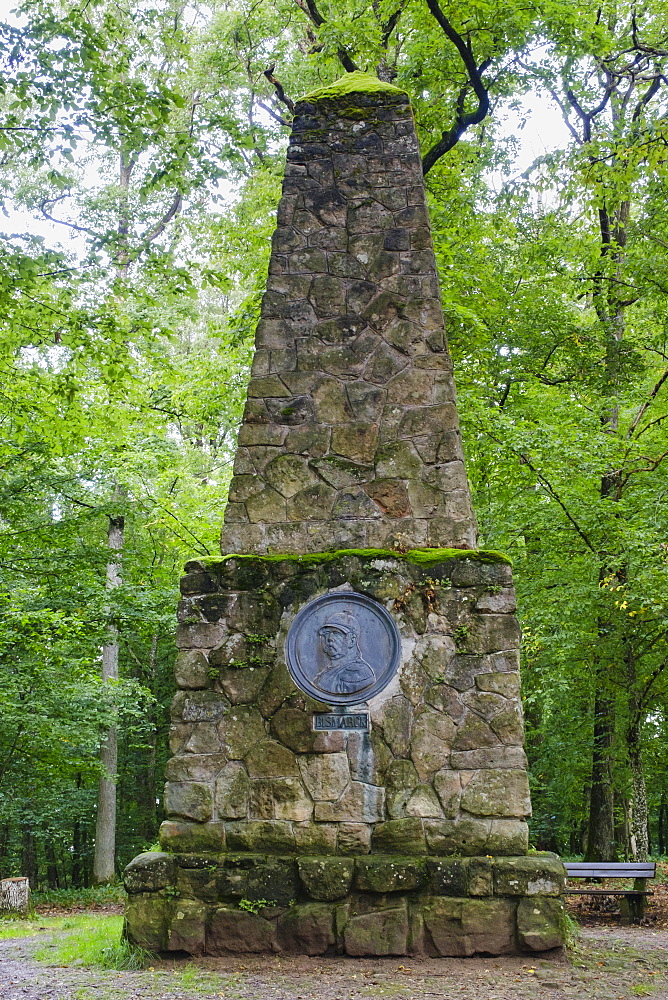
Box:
124, 72, 565, 957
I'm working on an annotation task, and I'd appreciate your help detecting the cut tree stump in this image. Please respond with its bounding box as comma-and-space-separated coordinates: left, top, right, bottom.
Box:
0, 877, 30, 915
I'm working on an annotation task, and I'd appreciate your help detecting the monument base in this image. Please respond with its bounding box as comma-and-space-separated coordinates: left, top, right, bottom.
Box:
124, 851, 566, 956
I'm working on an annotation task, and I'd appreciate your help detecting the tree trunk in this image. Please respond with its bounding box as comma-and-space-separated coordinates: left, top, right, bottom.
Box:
44, 838, 60, 889
0, 878, 30, 915
21, 827, 37, 889
93, 513, 124, 884
585, 692, 617, 861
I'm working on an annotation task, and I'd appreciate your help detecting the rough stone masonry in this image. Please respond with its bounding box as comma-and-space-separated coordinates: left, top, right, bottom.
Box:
124, 71, 566, 957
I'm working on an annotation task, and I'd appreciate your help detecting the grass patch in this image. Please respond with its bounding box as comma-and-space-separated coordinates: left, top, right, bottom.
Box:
33, 914, 148, 970
33, 883, 125, 910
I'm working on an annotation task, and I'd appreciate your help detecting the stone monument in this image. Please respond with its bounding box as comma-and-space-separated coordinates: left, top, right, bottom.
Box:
124, 71, 566, 957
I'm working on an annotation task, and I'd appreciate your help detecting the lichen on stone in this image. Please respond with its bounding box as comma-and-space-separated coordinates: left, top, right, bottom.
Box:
301, 71, 406, 103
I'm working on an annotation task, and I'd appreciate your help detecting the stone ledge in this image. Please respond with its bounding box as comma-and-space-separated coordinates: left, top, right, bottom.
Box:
125, 850, 565, 902
123, 856, 566, 957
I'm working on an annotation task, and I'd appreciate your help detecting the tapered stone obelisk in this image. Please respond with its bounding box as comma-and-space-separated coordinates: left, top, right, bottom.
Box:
123, 73, 566, 959
221, 72, 476, 556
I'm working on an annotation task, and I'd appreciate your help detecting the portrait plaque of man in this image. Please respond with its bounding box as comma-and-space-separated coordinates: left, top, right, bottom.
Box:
285, 592, 401, 706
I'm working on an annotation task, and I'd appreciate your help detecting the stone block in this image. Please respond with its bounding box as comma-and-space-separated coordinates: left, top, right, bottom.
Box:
124, 893, 170, 951
168, 899, 207, 954
461, 769, 531, 819
493, 856, 565, 897
174, 650, 210, 689
411, 710, 456, 780
517, 896, 565, 951
208, 907, 278, 953
177, 865, 220, 903
166, 753, 228, 782
475, 672, 521, 697
215, 762, 250, 819
159, 820, 225, 854
164, 781, 213, 823
277, 902, 336, 954
219, 667, 269, 705
426, 858, 468, 897
246, 741, 299, 778
406, 784, 444, 818
176, 622, 225, 649
344, 902, 409, 956
218, 707, 266, 759
424, 817, 490, 856
338, 823, 371, 855
293, 822, 338, 855
172, 690, 228, 724
298, 753, 350, 801
124, 852, 176, 894
433, 769, 461, 818
250, 776, 313, 822
487, 819, 529, 856
315, 781, 384, 822
246, 857, 300, 906
355, 857, 426, 893
371, 818, 426, 855
224, 820, 295, 854
450, 747, 527, 770
298, 857, 354, 900
422, 897, 515, 957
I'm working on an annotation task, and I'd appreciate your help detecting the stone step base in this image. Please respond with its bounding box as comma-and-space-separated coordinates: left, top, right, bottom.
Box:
123, 851, 566, 956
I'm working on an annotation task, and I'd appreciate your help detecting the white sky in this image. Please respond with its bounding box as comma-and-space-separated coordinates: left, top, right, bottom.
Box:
0, 0, 572, 254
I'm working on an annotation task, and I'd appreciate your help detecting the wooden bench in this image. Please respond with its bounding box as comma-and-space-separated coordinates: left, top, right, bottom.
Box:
563, 862, 656, 924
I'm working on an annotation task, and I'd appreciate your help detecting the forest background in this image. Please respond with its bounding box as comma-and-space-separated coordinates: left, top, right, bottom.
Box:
2, 0, 668, 888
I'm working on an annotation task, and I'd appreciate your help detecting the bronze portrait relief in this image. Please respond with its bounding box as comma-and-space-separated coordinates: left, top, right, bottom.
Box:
285, 592, 401, 706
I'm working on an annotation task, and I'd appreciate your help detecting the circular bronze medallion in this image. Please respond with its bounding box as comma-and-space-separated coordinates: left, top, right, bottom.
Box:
285, 592, 401, 706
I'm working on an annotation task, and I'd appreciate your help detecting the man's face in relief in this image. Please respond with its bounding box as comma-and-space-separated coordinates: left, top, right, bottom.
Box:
320, 625, 353, 660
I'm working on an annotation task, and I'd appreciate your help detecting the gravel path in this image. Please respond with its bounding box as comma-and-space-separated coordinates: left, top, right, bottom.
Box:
1, 922, 667, 1000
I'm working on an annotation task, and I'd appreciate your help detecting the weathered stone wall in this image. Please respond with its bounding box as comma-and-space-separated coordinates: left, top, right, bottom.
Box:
125, 850, 566, 956
221, 74, 476, 556
161, 551, 529, 858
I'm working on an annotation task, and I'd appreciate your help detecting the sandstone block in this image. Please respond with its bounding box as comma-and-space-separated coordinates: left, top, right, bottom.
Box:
218, 707, 266, 759
219, 667, 269, 705
493, 856, 565, 897
517, 897, 565, 951
411, 710, 456, 780
461, 769, 531, 819
298, 753, 350, 800
166, 753, 228, 782
159, 820, 225, 854
168, 899, 207, 954
124, 893, 170, 951
298, 857, 354, 900
164, 781, 213, 823
246, 741, 299, 778
371, 818, 426, 855
487, 819, 529, 856
293, 822, 338, 855
424, 817, 490, 856
338, 823, 371, 855
433, 770, 462, 818
208, 907, 278, 953
224, 820, 295, 854
277, 903, 336, 954
174, 650, 210, 689
124, 852, 176, 894
314, 781, 384, 822
215, 762, 250, 819
344, 903, 409, 956
355, 857, 426, 893
406, 784, 444, 818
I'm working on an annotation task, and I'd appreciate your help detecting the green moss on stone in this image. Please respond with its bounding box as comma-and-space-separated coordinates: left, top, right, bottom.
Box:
301, 71, 405, 102
199, 547, 511, 571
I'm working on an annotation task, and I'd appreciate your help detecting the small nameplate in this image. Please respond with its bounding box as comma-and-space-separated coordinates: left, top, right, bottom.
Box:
313, 712, 369, 731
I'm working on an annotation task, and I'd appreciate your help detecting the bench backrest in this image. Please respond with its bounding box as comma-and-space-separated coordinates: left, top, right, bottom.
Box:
564, 862, 656, 879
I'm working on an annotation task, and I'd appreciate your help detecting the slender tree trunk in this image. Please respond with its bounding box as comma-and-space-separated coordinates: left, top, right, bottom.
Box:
626, 654, 649, 862
21, 827, 37, 889
585, 691, 617, 861
93, 513, 124, 884
44, 839, 60, 889
659, 793, 667, 855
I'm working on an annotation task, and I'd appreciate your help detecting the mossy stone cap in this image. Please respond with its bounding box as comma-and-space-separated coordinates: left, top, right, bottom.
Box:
301, 70, 407, 102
